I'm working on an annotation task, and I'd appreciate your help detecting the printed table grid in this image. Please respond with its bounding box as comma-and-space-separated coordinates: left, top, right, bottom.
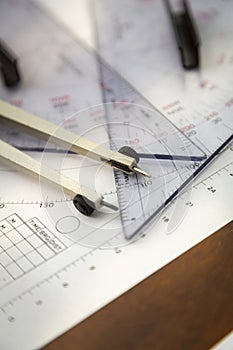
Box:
0, 213, 68, 288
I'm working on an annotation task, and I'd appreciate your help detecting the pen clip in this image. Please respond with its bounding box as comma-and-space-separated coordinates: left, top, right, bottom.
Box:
165, 0, 200, 69
0, 39, 21, 87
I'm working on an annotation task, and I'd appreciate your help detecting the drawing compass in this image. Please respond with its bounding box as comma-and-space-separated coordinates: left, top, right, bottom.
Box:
0, 99, 152, 216
0, 99, 207, 224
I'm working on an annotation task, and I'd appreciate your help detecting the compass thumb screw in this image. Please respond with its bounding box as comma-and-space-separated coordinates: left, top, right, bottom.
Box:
73, 195, 95, 216
118, 146, 140, 164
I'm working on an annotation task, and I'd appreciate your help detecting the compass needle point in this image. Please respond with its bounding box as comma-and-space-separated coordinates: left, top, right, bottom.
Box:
101, 201, 118, 211
133, 167, 151, 178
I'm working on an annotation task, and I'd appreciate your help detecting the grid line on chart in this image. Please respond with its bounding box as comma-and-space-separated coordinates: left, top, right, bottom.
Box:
0, 213, 69, 289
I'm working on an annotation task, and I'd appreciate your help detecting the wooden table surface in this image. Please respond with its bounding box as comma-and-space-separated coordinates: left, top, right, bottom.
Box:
43, 221, 233, 350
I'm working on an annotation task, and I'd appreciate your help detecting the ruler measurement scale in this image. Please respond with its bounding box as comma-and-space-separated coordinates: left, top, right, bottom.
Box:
161, 86, 233, 154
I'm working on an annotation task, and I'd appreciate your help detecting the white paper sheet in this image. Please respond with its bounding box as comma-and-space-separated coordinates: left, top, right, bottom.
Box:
0, 1, 232, 349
